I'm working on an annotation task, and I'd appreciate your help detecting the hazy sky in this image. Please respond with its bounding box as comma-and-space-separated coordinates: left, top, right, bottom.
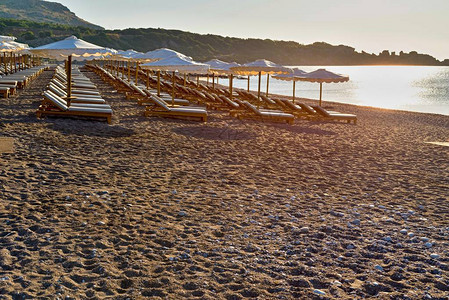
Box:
56, 0, 449, 60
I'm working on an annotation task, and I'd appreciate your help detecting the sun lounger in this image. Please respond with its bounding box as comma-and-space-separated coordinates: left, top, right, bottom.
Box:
311, 105, 357, 124
37, 91, 112, 124
0, 78, 26, 89
278, 99, 310, 117
144, 94, 207, 122
51, 79, 101, 96
139, 89, 190, 106
42, 90, 111, 109
47, 84, 106, 104
235, 101, 294, 124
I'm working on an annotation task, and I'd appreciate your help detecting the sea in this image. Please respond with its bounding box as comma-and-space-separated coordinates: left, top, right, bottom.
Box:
210, 66, 449, 116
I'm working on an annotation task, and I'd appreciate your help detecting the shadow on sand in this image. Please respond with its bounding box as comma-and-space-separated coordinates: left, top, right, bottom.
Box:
274, 123, 338, 136
172, 126, 257, 141
49, 119, 136, 138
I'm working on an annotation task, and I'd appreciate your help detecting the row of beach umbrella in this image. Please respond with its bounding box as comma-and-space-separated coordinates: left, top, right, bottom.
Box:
6, 35, 349, 106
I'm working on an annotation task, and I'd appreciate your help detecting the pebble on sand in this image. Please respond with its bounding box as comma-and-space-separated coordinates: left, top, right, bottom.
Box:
313, 289, 326, 296
375, 265, 384, 272
430, 253, 440, 260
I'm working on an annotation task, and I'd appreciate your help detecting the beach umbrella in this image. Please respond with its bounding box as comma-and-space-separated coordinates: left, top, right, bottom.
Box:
0, 40, 30, 73
30, 36, 115, 60
273, 67, 307, 103
0, 35, 16, 42
231, 59, 289, 107
296, 68, 349, 106
205, 59, 240, 99
29, 36, 116, 100
134, 48, 192, 92
140, 53, 209, 106
133, 48, 192, 61
116, 49, 143, 59
0, 41, 19, 52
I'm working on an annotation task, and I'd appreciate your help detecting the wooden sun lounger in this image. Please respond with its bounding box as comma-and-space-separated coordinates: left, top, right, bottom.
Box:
235, 101, 294, 124
37, 91, 112, 124
144, 94, 207, 122
279, 99, 310, 117
0, 78, 25, 89
47, 84, 106, 104
139, 89, 190, 106
53, 77, 97, 90
311, 105, 357, 124
51, 79, 101, 96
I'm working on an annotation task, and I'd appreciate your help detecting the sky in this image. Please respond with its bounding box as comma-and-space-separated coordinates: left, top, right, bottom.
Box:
56, 0, 449, 60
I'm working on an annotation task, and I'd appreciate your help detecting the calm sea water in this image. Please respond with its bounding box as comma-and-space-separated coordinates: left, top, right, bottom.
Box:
212, 66, 449, 116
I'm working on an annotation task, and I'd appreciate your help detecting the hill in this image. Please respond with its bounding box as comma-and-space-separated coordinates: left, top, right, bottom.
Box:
0, 0, 103, 30
0, 18, 447, 66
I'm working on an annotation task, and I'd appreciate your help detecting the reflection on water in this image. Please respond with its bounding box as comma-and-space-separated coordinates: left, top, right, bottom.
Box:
213, 66, 449, 115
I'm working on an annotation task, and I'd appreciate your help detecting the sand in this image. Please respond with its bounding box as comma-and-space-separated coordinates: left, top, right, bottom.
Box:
0, 66, 448, 299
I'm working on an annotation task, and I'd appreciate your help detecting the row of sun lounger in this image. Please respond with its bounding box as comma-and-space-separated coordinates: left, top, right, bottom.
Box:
89, 63, 357, 125
0, 65, 48, 98
36, 65, 113, 124
89, 65, 208, 122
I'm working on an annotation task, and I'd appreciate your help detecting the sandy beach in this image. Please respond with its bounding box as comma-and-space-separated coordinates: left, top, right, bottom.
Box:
0, 67, 448, 299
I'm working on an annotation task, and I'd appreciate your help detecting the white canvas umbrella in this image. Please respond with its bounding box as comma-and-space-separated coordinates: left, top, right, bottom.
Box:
231, 59, 289, 106
116, 49, 143, 59
132, 48, 192, 90
141, 54, 209, 106
0, 35, 16, 42
273, 67, 307, 103
30, 35, 114, 60
0, 40, 31, 74
133, 48, 192, 61
205, 59, 240, 99
29, 36, 116, 100
0, 41, 19, 52
296, 69, 349, 106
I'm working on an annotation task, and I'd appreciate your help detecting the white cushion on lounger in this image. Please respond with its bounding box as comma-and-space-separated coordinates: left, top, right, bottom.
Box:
67, 106, 113, 114
170, 107, 206, 114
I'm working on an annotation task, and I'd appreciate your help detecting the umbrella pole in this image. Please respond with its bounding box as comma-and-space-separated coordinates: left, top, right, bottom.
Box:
135, 61, 138, 84
266, 74, 270, 97
10, 52, 13, 74
257, 71, 261, 108
212, 73, 215, 89
172, 71, 175, 107
319, 82, 323, 106
146, 69, 149, 90
157, 70, 161, 97
229, 74, 233, 100
247, 76, 250, 92
293, 81, 296, 104
122, 61, 125, 79
127, 61, 130, 82
67, 55, 72, 106
14, 53, 17, 73
3, 53, 6, 75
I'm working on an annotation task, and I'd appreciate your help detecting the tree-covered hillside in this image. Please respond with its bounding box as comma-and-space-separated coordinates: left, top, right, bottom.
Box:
0, 0, 103, 30
1, 18, 447, 66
